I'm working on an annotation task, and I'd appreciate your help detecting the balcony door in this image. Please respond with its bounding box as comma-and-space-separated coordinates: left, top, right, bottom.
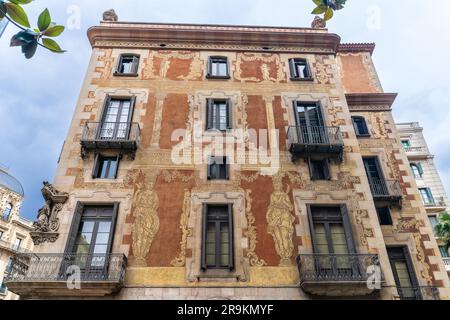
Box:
387, 247, 421, 300
363, 157, 387, 196
63, 204, 118, 280
293, 102, 326, 144
308, 205, 358, 278
99, 98, 134, 140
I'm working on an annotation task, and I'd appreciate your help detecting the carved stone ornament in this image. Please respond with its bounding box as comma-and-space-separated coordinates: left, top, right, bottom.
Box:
103, 9, 118, 22
311, 16, 326, 29
30, 181, 69, 245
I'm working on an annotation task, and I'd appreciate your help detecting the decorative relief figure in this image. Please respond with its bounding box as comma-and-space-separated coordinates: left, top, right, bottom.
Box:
142, 51, 202, 80
245, 190, 267, 267
171, 190, 192, 267
312, 55, 331, 84
266, 173, 295, 266
131, 170, 160, 267
31, 182, 69, 245
235, 53, 286, 83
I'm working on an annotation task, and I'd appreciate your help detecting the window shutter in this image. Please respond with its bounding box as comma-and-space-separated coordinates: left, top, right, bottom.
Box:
207, 156, 212, 180
132, 56, 140, 74
351, 117, 359, 135
226, 100, 232, 129
340, 204, 356, 254
206, 99, 213, 130
227, 204, 234, 270
324, 159, 331, 181
92, 154, 101, 179
417, 163, 424, 175
64, 203, 84, 254
307, 157, 314, 180
113, 154, 120, 179
288, 59, 296, 78
201, 204, 208, 270
207, 57, 212, 76
117, 55, 124, 74
225, 157, 230, 180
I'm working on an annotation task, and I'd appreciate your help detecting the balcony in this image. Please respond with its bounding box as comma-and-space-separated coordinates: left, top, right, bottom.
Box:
80, 122, 140, 160
0, 239, 32, 254
297, 254, 382, 296
397, 286, 440, 300
404, 146, 429, 159
287, 126, 344, 162
368, 179, 403, 208
4, 253, 127, 298
443, 258, 450, 272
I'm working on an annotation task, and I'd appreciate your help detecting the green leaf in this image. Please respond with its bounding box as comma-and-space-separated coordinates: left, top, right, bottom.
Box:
5, 2, 30, 28
324, 7, 334, 21
42, 37, 65, 53
43, 25, 64, 37
311, 5, 327, 15
10, 29, 36, 47
22, 39, 38, 59
38, 8, 51, 32
8, 0, 33, 4
312, 0, 323, 6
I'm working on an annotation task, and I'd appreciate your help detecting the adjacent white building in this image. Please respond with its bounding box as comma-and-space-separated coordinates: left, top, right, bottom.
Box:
0, 168, 34, 300
397, 122, 450, 272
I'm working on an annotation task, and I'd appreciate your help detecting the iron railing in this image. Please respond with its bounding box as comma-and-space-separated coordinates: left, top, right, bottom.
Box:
443, 257, 450, 267
5, 253, 127, 284
397, 286, 440, 300
404, 146, 427, 154
297, 254, 380, 283
287, 125, 343, 146
81, 122, 140, 144
368, 179, 402, 198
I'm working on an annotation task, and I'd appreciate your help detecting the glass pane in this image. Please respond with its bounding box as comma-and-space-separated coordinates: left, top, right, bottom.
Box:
98, 221, 112, 233
313, 224, 329, 255
395, 261, 414, 299
95, 233, 110, 244
93, 244, 108, 254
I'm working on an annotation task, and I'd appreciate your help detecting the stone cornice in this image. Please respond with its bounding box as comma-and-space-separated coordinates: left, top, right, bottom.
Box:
338, 43, 376, 55
346, 93, 397, 112
87, 21, 341, 54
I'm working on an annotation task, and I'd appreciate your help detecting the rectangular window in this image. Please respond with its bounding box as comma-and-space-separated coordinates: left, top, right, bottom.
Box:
202, 204, 234, 270
207, 57, 229, 78
376, 206, 393, 225
289, 58, 312, 80
429, 215, 438, 235
387, 247, 420, 300
419, 188, 434, 205
439, 246, 449, 258
206, 99, 231, 131
352, 116, 370, 137
116, 54, 139, 75
401, 140, 411, 149
14, 238, 22, 250
308, 158, 330, 181
207, 156, 229, 180
99, 97, 135, 140
93, 155, 120, 179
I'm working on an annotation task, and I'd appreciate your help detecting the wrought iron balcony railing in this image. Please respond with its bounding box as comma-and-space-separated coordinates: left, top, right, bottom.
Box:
5, 253, 127, 284
443, 257, 450, 267
397, 286, 440, 300
368, 179, 403, 203
80, 122, 140, 159
297, 253, 380, 283
287, 126, 344, 161
404, 146, 428, 154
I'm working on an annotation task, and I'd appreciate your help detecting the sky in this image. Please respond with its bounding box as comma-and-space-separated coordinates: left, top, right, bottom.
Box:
1, 0, 450, 220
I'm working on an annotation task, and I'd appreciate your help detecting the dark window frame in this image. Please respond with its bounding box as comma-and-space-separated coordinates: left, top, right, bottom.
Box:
352, 116, 370, 137
410, 163, 423, 178
207, 156, 230, 181
92, 154, 121, 179
289, 58, 313, 81
387, 246, 421, 299
201, 204, 234, 271
419, 187, 434, 205
206, 56, 230, 79
308, 157, 331, 181
114, 54, 140, 76
376, 206, 393, 225
98, 95, 136, 140
206, 99, 232, 131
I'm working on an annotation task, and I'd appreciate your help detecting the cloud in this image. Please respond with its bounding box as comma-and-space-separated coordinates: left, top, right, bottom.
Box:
1, 0, 450, 220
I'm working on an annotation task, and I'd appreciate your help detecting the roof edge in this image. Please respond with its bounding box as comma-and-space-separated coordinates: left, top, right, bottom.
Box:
338, 43, 376, 55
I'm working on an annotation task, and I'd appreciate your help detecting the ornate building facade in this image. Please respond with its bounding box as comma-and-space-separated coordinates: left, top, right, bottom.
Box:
0, 169, 34, 300
5, 13, 450, 300
397, 122, 450, 274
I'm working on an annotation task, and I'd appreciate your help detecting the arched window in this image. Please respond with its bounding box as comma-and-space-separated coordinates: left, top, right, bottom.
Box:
411, 163, 423, 178
2, 202, 12, 220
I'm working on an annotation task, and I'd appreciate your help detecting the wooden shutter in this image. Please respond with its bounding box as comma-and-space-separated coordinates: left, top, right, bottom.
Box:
307, 205, 318, 254
351, 117, 359, 135
64, 203, 84, 254
307, 158, 314, 180
116, 55, 124, 74
207, 156, 212, 180
131, 55, 140, 74
323, 159, 331, 180
206, 99, 214, 130
201, 204, 208, 270
289, 58, 296, 78
106, 203, 120, 257
340, 204, 356, 254
207, 57, 213, 76
227, 204, 234, 270
92, 153, 101, 179
113, 154, 121, 179
226, 99, 232, 129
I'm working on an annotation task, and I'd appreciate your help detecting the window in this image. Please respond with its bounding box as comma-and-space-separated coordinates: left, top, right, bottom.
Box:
13, 238, 22, 250
207, 56, 229, 78
115, 54, 139, 75
2, 203, 12, 220
201, 204, 234, 270
206, 99, 231, 131
293, 102, 325, 144
419, 188, 434, 205
65, 204, 118, 271
99, 97, 135, 140
439, 246, 449, 258
429, 215, 438, 235
207, 156, 229, 180
387, 247, 420, 300
5, 257, 13, 273
352, 116, 370, 137
92, 155, 120, 179
308, 158, 330, 181
289, 58, 312, 80
401, 140, 411, 149
410, 163, 423, 178
376, 207, 393, 225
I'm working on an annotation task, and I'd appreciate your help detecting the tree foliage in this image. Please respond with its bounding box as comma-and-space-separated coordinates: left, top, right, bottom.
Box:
0, 0, 65, 59
311, 0, 347, 22
436, 212, 450, 251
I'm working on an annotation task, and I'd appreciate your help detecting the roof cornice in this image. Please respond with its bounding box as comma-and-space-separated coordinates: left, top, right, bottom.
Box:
346, 93, 398, 107
338, 43, 376, 55
87, 22, 341, 54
